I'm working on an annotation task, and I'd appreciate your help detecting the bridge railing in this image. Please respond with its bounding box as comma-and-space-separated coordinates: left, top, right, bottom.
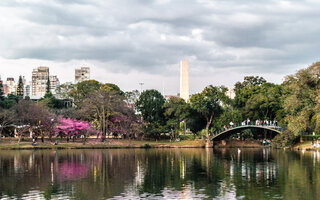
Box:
212, 122, 286, 136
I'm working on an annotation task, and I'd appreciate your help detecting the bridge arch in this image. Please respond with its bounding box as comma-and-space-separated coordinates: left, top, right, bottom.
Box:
211, 125, 282, 141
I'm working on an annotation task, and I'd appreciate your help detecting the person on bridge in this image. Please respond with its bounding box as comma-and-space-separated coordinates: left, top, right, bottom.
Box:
247, 118, 250, 125
229, 121, 234, 128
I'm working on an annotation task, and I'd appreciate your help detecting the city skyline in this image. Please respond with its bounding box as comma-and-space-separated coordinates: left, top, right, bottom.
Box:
1, 1, 320, 94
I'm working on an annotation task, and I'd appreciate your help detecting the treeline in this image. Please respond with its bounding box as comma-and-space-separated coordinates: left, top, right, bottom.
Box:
1, 62, 320, 145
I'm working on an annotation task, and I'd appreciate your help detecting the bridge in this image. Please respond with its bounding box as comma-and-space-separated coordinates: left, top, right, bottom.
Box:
211, 125, 283, 141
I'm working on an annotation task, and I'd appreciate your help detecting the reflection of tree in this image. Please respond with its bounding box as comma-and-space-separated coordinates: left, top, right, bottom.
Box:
0, 149, 320, 199
57, 162, 89, 181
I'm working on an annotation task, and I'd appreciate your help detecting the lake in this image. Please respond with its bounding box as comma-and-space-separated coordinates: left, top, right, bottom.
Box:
0, 148, 319, 199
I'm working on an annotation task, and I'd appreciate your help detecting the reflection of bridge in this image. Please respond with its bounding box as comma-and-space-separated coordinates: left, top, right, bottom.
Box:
211, 125, 283, 141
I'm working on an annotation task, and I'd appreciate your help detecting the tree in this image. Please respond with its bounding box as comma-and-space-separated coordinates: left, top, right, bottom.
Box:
1, 94, 19, 109
244, 83, 284, 120
163, 96, 190, 137
282, 62, 320, 135
56, 83, 75, 99
40, 91, 65, 109
54, 117, 95, 143
189, 85, 227, 140
234, 76, 267, 108
46, 76, 51, 94
125, 90, 140, 106
136, 89, 165, 123
68, 80, 102, 106
101, 83, 124, 95
14, 100, 55, 142
0, 108, 16, 141
80, 89, 125, 141
0, 80, 4, 102
16, 76, 24, 98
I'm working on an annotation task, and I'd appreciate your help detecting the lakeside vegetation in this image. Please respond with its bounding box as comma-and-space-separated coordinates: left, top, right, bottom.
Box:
1, 62, 320, 148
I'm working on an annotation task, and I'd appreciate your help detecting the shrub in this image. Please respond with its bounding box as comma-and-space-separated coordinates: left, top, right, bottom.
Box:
179, 134, 195, 140
272, 129, 297, 148
196, 129, 207, 139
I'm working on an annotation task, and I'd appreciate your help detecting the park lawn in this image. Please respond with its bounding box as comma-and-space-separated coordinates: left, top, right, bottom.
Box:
117, 139, 206, 147
0, 138, 207, 150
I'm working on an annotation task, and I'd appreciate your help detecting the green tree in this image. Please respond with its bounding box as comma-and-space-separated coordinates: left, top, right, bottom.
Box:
244, 83, 284, 120
234, 76, 266, 108
0, 80, 4, 102
1, 94, 19, 109
214, 106, 242, 132
163, 96, 190, 137
233, 76, 283, 121
189, 85, 228, 140
16, 75, 24, 98
136, 89, 165, 123
46, 76, 51, 94
40, 77, 65, 109
68, 80, 102, 106
101, 83, 124, 95
282, 62, 320, 135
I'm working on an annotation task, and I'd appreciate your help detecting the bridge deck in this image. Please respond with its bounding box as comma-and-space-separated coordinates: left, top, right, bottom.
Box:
211, 125, 282, 141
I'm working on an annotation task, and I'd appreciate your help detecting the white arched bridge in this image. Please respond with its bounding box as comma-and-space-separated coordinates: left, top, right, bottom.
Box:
211, 125, 283, 141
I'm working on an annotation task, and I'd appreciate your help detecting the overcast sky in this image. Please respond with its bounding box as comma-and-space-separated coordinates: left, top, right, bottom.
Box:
1, 0, 320, 95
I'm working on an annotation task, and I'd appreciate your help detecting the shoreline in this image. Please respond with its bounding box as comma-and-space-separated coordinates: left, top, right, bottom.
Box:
1, 138, 318, 150
0, 138, 269, 150
0, 138, 209, 150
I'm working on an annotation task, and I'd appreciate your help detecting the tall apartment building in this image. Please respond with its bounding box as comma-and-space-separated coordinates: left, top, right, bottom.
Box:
75, 67, 90, 83
32, 67, 49, 98
5, 77, 16, 95
24, 84, 31, 98
49, 75, 60, 95
32, 67, 60, 98
180, 60, 189, 102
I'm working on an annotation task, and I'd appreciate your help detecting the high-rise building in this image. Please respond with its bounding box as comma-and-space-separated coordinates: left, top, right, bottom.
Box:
24, 83, 31, 98
5, 77, 16, 95
180, 60, 189, 102
49, 75, 60, 94
32, 66, 49, 98
75, 67, 90, 83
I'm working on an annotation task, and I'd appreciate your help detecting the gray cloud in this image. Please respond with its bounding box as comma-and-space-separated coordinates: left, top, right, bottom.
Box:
1, 0, 320, 91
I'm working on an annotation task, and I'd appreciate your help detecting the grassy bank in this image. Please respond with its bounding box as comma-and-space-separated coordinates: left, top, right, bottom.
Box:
0, 138, 207, 150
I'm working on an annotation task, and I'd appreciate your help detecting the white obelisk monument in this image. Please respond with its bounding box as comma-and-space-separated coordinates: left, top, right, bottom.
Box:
180, 60, 189, 102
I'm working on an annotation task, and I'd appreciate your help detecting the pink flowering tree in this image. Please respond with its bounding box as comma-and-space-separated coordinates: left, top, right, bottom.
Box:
54, 117, 98, 143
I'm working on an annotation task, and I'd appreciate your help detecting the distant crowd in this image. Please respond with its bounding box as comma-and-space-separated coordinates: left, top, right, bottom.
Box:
224, 118, 278, 131
241, 119, 278, 127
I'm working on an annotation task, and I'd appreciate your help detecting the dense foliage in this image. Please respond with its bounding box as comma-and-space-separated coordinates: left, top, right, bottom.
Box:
1, 62, 320, 146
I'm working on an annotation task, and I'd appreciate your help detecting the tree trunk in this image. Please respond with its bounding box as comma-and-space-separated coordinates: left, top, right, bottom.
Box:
205, 113, 214, 147
101, 107, 106, 142
0, 127, 3, 142
83, 133, 87, 145
18, 134, 22, 144
205, 114, 214, 139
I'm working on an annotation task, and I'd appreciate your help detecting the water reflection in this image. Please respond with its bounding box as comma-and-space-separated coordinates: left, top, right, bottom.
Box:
0, 149, 319, 199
